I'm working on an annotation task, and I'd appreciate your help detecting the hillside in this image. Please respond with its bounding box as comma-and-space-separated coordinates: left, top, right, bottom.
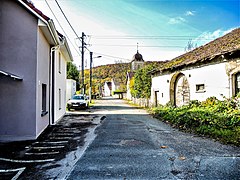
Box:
84, 61, 166, 94
83, 63, 130, 94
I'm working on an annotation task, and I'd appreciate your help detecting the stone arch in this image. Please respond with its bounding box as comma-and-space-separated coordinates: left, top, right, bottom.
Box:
170, 72, 190, 107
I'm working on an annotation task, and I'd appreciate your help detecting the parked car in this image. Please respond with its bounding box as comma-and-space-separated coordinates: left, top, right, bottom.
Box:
67, 94, 89, 110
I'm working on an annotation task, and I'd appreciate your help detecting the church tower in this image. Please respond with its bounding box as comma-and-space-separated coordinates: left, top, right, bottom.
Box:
131, 50, 144, 72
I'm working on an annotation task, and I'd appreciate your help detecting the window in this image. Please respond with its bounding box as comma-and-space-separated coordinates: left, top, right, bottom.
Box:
235, 72, 240, 95
58, 52, 61, 73
41, 84, 47, 116
196, 84, 205, 93
59, 88, 62, 110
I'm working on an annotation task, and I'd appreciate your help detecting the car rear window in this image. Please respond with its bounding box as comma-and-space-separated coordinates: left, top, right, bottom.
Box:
73, 96, 84, 100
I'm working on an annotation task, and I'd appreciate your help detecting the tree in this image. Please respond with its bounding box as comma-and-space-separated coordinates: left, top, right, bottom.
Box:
184, 39, 198, 52
131, 64, 155, 98
67, 62, 80, 90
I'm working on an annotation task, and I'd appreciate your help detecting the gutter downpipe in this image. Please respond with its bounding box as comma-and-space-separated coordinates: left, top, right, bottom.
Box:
48, 20, 66, 125
48, 19, 60, 125
50, 46, 59, 125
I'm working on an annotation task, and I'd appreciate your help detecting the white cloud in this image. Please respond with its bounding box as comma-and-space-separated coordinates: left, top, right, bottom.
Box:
185, 11, 195, 16
168, 17, 186, 24
194, 28, 235, 46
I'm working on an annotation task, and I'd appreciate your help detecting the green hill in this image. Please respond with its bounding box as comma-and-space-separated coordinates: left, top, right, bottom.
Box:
84, 61, 166, 95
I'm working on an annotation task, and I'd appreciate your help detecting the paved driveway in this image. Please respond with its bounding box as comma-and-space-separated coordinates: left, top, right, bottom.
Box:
68, 97, 240, 180
0, 114, 102, 179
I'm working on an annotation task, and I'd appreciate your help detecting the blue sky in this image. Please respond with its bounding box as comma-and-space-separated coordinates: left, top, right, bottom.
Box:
31, 0, 239, 66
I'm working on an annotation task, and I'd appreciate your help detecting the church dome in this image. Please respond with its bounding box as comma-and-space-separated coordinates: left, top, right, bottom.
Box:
132, 51, 144, 62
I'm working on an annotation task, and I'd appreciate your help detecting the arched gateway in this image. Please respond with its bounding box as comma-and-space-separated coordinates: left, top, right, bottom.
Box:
170, 72, 190, 107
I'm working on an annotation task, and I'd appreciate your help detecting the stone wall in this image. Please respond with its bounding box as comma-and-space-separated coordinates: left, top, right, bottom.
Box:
131, 97, 152, 108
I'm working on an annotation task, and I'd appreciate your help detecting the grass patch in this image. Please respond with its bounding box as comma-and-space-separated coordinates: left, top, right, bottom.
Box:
150, 97, 240, 146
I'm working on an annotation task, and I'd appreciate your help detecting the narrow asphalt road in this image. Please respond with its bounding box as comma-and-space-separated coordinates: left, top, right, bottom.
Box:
67, 97, 240, 180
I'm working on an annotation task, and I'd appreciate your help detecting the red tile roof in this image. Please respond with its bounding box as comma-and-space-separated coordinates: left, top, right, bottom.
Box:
22, 0, 50, 21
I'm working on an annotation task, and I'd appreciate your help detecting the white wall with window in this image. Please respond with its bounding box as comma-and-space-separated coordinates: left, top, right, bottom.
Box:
151, 74, 170, 105
36, 29, 50, 135
184, 63, 229, 101
54, 50, 67, 124
151, 61, 239, 106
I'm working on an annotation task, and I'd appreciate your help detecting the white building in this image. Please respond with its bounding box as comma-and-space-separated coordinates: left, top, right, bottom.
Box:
151, 28, 240, 107
0, 0, 72, 141
104, 81, 112, 97
66, 79, 77, 101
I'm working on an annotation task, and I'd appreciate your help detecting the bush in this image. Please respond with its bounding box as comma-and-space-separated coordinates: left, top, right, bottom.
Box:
151, 97, 240, 146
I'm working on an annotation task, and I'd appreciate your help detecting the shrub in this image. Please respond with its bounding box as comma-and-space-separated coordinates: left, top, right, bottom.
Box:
151, 96, 240, 146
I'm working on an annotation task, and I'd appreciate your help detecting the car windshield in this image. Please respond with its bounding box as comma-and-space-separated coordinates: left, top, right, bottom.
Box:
73, 95, 84, 100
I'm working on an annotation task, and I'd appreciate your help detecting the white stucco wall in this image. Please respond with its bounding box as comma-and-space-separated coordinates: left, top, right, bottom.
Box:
151, 74, 171, 105
54, 51, 67, 123
36, 28, 50, 136
184, 63, 229, 101
126, 78, 131, 100
104, 82, 111, 96
151, 62, 234, 106
66, 79, 76, 101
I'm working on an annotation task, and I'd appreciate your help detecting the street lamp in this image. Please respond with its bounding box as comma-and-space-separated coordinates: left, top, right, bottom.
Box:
89, 52, 102, 103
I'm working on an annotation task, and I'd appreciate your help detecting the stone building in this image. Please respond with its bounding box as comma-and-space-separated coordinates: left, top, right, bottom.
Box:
151, 28, 240, 107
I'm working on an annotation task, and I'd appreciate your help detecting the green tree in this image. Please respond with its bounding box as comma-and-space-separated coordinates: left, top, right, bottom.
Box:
67, 62, 80, 90
132, 64, 155, 98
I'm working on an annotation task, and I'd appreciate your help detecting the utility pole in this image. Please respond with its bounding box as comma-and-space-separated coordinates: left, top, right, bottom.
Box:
89, 52, 93, 103
81, 32, 85, 94
89, 52, 101, 103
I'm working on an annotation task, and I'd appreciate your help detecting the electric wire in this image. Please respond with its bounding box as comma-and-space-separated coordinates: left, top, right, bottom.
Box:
89, 35, 214, 40
91, 52, 131, 61
44, 0, 81, 56
55, 0, 81, 41
89, 44, 184, 48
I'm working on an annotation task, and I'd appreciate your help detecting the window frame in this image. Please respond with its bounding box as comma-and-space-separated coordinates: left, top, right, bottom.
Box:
59, 88, 62, 110
58, 52, 61, 74
41, 83, 48, 116
196, 84, 206, 93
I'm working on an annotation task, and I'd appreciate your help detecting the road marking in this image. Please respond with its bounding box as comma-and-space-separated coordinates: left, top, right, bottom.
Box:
49, 137, 71, 140
0, 167, 26, 180
25, 151, 59, 155
0, 157, 55, 163
32, 145, 65, 149
34, 141, 68, 144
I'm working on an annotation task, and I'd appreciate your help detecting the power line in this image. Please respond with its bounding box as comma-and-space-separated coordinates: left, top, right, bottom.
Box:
90, 35, 214, 40
90, 44, 184, 48
55, 0, 81, 41
92, 52, 131, 61
44, 0, 81, 56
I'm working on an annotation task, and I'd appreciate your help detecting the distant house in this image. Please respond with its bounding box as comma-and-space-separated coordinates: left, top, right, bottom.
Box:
104, 81, 112, 97
103, 79, 123, 98
0, 0, 72, 141
126, 72, 134, 100
111, 79, 120, 92
66, 79, 76, 101
151, 28, 240, 107
126, 51, 145, 100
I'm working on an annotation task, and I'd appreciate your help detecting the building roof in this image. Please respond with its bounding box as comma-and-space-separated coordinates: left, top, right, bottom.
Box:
21, 0, 50, 21
132, 51, 144, 62
19, 0, 73, 61
157, 28, 240, 73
